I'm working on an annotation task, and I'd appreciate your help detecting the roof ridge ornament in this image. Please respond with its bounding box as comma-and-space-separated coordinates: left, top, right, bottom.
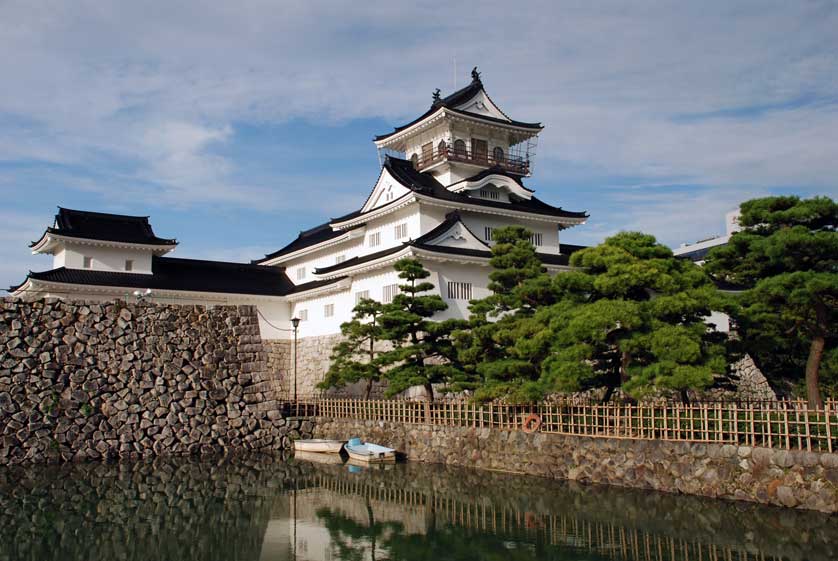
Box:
432, 88, 441, 104
471, 66, 481, 85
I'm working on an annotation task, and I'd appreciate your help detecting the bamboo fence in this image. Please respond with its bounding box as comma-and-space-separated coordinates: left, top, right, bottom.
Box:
285, 398, 838, 452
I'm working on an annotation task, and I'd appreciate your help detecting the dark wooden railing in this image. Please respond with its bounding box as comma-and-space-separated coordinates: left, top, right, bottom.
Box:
414, 147, 530, 175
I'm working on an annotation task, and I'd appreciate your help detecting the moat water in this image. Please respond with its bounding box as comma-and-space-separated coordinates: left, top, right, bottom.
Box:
0, 454, 835, 561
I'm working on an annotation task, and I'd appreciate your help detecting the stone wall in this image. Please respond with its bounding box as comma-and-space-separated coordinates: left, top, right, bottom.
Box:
0, 299, 313, 465
315, 418, 838, 513
264, 334, 386, 398
731, 354, 776, 400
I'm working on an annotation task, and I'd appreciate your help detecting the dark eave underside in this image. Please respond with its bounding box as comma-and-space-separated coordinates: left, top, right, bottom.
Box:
256, 157, 585, 265
374, 79, 541, 142
15, 257, 294, 297
374, 106, 542, 142
31, 207, 177, 247
254, 223, 366, 264
314, 237, 583, 276
384, 157, 587, 219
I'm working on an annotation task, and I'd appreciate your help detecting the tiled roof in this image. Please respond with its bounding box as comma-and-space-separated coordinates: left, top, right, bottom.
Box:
374, 78, 542, 142
10, 256, 333, 297
314, 212, 584, 275
31, 208, 177, 247
254, 223, 364, 264
384, 157, 587, 219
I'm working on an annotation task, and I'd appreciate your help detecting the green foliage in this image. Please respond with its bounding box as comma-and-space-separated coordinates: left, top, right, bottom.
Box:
533, 232, 728, 402
375, 258, 474, 400
456, 226, 554, 402
469, 226, 549, 318
705, 195, 837, 405
318, 298, 384, 398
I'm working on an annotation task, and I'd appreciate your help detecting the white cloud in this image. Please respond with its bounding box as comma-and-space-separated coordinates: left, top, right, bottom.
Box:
0, 211, 53, 292
0, 0, 836, 241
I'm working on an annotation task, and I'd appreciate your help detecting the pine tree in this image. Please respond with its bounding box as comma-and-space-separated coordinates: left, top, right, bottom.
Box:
534, 232, 728, 402
455, 226, 553, 402
376, 258, 472, 400
318, 298, 384, 398
705, 196, 837, 407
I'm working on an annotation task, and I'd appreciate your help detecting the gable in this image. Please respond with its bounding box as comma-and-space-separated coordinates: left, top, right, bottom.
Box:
361, 166, 412, 213
422, 219, 490, 251
452, 89, 510, 122
450, 173, 533, 201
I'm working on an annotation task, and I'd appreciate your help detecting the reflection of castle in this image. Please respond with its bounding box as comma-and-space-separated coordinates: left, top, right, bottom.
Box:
255, 463, 829, 561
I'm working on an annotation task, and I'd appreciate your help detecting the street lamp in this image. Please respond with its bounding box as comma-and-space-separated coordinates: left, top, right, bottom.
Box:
291, 317, 301, 408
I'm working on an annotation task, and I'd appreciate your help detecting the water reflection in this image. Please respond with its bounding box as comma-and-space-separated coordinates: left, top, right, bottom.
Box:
0, 455, 834, 561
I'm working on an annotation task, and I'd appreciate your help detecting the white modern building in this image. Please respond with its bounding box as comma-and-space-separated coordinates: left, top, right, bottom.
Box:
10, 69, 588, 393
672, 210, 741, 264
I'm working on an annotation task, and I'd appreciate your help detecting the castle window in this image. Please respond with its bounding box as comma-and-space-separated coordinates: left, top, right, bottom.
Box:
530, 233, 543, 246
421, 142, 433, 164
394, 223, 408, 240
453, 139, 467, 157
480, 188, 499, 200
493, 146, 505, 163
355, 290, 370, 304
298, 309, 308, 322
382, 283, 400, 304
324, 303, 334, 318
447, 281, 472, 301
368, 232, 381, 247
296, 267, 306, 280
83, 256, 92, 269
472, 138, 488, 162
335, 254, 346, 264
125, 259, 134, 272
484, 227, 494, 242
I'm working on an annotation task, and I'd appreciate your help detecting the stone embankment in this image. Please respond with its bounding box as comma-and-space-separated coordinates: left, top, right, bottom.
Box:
315, 418, 838, 513
0, 299, 311, 465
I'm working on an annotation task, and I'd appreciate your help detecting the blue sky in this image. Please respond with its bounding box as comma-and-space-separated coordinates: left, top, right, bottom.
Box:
1, 1, 837, 291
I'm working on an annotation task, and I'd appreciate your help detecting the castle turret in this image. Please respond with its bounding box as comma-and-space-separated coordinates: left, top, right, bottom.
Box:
374, 68, 542, 186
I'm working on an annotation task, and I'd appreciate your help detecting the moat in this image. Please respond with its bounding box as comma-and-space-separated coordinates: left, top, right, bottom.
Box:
1, 455, 835, 561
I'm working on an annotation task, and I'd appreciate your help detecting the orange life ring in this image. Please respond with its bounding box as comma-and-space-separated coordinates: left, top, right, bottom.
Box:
522, 413, 542, 433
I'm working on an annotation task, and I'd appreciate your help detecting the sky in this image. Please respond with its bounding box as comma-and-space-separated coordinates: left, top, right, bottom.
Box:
1, 1, 837, 291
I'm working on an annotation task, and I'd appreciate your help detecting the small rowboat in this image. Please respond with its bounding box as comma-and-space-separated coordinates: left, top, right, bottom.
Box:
345, 437, 396, 464
293, 439, 345, 454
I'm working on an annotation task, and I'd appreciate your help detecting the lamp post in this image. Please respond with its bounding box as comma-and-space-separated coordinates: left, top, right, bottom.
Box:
291, 317, 300, 410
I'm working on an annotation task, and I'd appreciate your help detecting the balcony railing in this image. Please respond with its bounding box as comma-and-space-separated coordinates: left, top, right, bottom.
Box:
414, 147, 530, 175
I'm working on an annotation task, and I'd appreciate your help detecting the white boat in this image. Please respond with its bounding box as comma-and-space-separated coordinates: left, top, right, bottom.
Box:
293, 439, 346, 454
344, 437, 396, 463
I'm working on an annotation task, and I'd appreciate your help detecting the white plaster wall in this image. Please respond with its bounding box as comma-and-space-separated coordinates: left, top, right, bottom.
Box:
281, 238, 365, 285
428, 261, 492, 320
288, 268, 407, 338
459, 212, 559, 254
256, 300, 293, 340
290, 290, 352, 338
61, 243, 154, 274
282, 206, 422, 285
404, 122, 448, 164
53, 249, 67, 269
